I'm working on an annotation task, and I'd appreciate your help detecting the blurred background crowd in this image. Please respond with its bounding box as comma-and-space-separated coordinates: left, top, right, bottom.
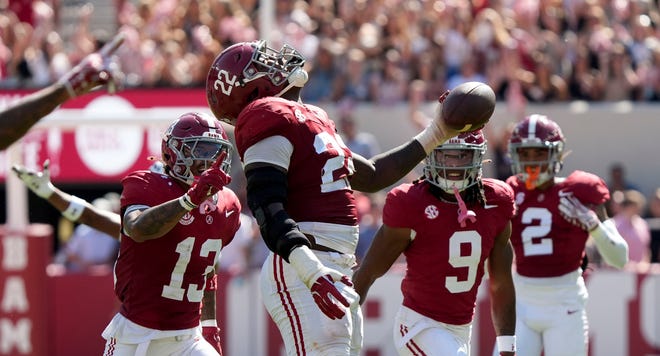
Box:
1, 0, 659, 274
1, 0, 659, 103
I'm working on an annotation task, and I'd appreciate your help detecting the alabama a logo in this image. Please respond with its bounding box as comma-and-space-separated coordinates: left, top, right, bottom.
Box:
180, 212, 194, 225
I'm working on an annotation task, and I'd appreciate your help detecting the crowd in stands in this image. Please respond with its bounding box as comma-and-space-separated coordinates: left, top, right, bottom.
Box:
1, 0, 659, 103
3, 0, 660, 273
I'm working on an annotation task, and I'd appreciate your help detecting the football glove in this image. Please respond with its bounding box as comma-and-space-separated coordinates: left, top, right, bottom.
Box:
201, 325, 223, 355
185, 153, 232, 207
289, 246, 352, 320
12, 160, 55, 199
59, 33, 124, 98
558, 193, 599, 231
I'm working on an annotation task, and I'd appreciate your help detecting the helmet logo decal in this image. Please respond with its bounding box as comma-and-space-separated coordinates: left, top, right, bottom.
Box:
213, 69, 239, 96
425, 205, 439, 219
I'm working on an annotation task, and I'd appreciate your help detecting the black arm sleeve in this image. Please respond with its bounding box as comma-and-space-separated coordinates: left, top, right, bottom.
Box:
245, 166, 310, 262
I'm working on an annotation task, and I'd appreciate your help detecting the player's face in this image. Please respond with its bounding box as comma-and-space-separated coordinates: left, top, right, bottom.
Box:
516, 147, 550, 169
183, 141, 226, 174
434, 149, 474, 180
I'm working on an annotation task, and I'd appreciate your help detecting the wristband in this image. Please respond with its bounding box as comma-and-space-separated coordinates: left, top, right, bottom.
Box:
288, 245, 324, 288
62, 196, 86, 221
414, 123, 443, 155
178, 194, 197, 211
201, 319, 218, 327
497, 335, 516, 353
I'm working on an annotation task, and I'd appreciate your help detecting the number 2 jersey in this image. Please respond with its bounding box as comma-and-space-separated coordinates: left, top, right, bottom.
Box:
114, 170, 241, 330
506, 170, 610, 278
384, 178, 515, 325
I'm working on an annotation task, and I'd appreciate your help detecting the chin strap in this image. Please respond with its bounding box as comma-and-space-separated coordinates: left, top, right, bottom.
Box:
525, 166, 541, 190
453, 188, 476, 227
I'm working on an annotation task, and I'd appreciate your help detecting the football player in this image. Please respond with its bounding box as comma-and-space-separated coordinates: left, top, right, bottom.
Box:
205, 40, 460, 355
352, 130, 517, 356
13, 153, 225, 354
0, 33, 124, 150
506, 114, 629, 356
99, 112, 238, 356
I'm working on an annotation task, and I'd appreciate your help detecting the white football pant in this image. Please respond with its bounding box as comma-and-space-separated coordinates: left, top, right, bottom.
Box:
260, 250, 362, 355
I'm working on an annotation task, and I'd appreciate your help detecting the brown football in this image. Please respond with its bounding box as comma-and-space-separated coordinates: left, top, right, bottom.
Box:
441, 82, 496, 132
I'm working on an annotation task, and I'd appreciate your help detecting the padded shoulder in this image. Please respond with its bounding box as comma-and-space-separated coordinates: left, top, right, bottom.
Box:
561, 170, 610, 205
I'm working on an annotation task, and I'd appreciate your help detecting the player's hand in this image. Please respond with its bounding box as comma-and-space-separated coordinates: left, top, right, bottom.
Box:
310, 274, 353, 320
435, 90, 461, 139
414, 90, 460, 154
558, 193, 599, 231
202, 326, 223, 355
186, 153, 232, 206
59, 33, 124, 98
289, 246, 353, 319
12, 160, 55, 199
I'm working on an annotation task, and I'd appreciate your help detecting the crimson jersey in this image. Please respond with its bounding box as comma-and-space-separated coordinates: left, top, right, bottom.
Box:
115, 170, 241, 330
384, 178, 515, 325
506, 170, 609, 277
234, 97, 357, 226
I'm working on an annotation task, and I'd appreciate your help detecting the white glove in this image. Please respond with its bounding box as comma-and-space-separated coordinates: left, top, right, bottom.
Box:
558, 193, 599, 231
12, 160, 56, 199
413, 91, 461, 154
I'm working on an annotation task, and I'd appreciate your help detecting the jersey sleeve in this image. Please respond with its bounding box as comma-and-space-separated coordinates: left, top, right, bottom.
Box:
487, 178, 516, 219
564, 170, 610, 205
120, 171, 169, 209
224, 188, 242, 239
382, 185, 413, 228
235, 98, 297, 159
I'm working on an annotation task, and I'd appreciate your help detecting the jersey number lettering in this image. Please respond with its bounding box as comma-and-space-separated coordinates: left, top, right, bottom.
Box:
446, 231, 482, 293
314, 131, 355, 193
161, 237, 222, 302
213, 70, 237, 96
520, 207, 553, 256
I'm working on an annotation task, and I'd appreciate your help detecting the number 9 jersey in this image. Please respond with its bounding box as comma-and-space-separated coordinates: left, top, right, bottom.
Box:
384, 178, 515, 325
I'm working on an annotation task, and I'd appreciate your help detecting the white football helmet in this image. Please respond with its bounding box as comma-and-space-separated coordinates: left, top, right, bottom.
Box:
424, 130, 487, 193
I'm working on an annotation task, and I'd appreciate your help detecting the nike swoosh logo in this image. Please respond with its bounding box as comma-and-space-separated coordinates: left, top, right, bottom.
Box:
225, 210, 235, 218
567, 309, 579, 315
558, 190, 573, 197
484, 204, 498, 209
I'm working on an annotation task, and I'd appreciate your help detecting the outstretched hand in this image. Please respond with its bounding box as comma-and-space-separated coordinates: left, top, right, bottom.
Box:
558, 193, 599, 231
186, 152, 232, 206
414, 90, 461, 154
59, 33, 125, 98
12, 160, 55, 199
